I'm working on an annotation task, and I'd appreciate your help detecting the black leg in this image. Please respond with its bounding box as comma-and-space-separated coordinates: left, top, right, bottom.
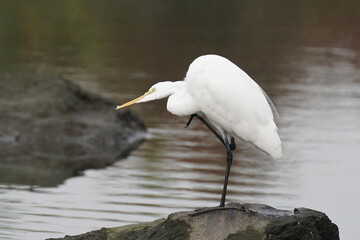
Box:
219, 132, 233, 207
185, 114, 225, 146
185, 114, 235, 208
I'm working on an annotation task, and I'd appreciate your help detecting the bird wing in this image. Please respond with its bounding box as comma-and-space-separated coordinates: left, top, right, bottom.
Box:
185, 55, 281, 158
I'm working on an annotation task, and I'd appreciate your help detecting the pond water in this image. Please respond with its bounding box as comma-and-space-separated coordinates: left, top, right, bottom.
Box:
0, 1, 359, 239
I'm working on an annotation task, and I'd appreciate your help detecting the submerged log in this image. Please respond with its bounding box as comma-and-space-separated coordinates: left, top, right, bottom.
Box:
0, 74, 146, 186
48, 203, 339, 240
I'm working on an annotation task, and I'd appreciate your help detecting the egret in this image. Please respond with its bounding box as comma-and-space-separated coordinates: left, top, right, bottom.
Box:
116, 54, 282, 208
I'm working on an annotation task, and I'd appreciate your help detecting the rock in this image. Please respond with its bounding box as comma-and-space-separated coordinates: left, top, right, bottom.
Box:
47, 203, 339, 240
0, 74, 146, 186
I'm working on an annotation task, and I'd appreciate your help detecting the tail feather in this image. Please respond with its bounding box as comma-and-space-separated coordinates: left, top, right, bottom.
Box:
253, 122, 282, 158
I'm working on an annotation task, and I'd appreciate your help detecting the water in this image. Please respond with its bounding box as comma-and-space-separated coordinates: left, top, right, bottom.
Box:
1, 1, 360, 239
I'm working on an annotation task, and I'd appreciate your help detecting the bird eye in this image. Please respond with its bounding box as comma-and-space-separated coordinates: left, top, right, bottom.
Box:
145, 88, 156, 95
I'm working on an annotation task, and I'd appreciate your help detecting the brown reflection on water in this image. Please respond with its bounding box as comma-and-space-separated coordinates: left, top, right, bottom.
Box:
0, 1, 360, 240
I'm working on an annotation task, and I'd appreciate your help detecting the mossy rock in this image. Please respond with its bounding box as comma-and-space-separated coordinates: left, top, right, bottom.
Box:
48, 203, 339, 240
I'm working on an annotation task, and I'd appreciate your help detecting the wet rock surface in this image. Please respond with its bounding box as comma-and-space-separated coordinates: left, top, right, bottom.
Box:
48, 203, 339, 240
0, 74, 146, 186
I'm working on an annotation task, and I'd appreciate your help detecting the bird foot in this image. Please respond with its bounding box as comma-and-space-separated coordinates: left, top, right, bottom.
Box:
184, 114, 196, 128
188, 205, 255, 217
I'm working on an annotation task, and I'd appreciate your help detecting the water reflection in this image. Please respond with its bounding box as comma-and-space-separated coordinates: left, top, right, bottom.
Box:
1, 0, 360, 239
0, 123, 295, 239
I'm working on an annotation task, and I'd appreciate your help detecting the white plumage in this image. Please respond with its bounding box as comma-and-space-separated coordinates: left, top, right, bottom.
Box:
184, 55, 282, 158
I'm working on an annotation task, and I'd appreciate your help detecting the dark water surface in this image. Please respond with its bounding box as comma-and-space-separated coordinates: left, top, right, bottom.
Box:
1, 1, 360, 239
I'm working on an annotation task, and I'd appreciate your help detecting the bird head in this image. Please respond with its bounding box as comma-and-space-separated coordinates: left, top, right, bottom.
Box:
115, 82, 174, 110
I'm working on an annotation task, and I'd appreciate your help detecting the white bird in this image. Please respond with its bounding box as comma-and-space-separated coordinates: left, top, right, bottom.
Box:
116, 54, 282, 208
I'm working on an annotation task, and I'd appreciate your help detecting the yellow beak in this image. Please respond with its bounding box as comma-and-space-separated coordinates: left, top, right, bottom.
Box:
115, 94, 145, 110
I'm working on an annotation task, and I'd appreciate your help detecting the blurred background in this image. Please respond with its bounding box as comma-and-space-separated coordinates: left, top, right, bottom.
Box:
0, 0, 359, 239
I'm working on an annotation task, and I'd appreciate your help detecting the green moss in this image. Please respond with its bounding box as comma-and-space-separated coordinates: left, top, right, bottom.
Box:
225, 227, 263, 240
147, 219, 190, 240
107, 219, 164, 240
107, 218, 190, 240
